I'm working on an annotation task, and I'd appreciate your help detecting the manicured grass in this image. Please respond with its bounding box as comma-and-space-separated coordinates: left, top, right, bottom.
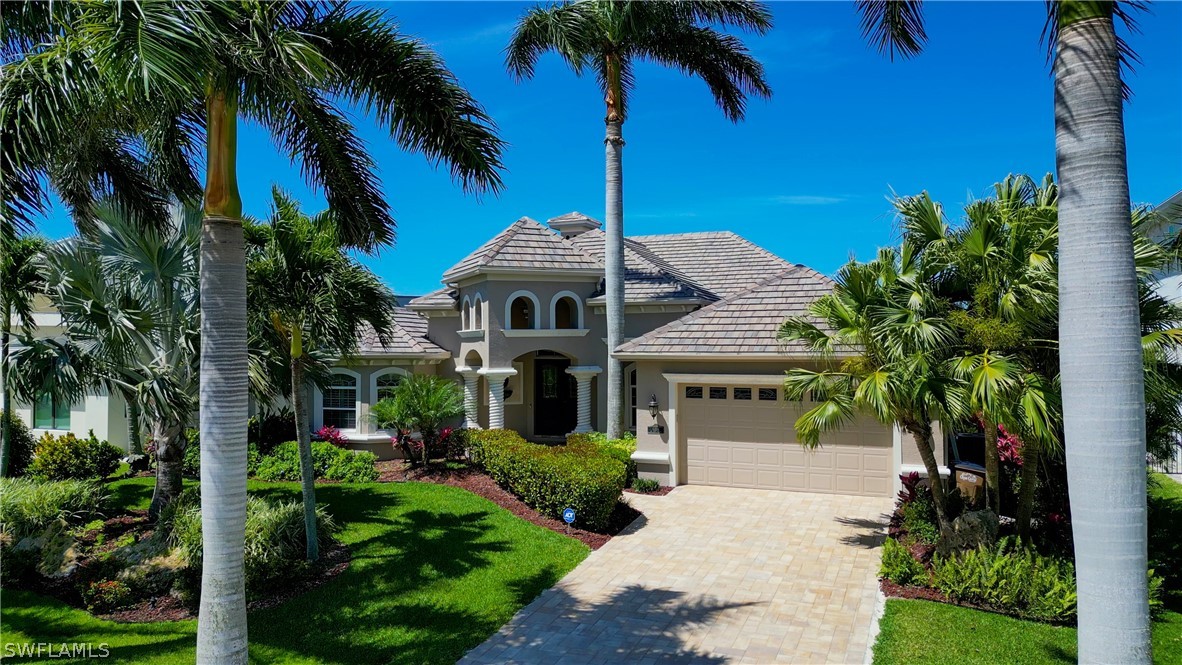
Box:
873, 474, 1182, 665
2, 477, 589, 663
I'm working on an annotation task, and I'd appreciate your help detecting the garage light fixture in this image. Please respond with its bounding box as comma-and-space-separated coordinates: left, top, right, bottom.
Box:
648, 394, 659, 420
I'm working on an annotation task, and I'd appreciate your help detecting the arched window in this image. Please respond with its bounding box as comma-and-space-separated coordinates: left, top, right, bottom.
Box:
549, 291, 583, 329
462, 296, 472, 330
320, 371, 359, 430
372, 367, 409, 403
505, 290, 540, 329
473, 295, 483, 329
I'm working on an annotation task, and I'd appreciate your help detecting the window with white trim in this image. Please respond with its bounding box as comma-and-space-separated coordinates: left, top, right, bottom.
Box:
322, 373, 358, 429
375, 373, 403, 401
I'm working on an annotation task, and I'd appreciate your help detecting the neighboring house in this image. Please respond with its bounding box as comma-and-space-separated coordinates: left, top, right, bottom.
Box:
1147, 190, 1182, 474
10, 212, 953, 497
6, 295, 133, 450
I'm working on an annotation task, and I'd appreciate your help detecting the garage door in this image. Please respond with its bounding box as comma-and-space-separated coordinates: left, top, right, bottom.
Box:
681, 383, 892, 496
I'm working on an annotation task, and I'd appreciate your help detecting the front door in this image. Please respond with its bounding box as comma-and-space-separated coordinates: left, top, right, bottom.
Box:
534, 359, 577, 436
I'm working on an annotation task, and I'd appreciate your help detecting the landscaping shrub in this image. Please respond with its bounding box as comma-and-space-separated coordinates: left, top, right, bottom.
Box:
880, 537, 927, 586
315, 425, 350, 448
931, 538, 1077, 622
0, 477, 109, 541
1, 410, 36, 477
28, 431, 122, 481
82, 579, 134, 613
567, 432, 637, 483
166, 490, 338, 601
631, 478, 660, 493
255, 441, 377, 483
182, 429, 261, 479
469, 429, 626, 531
248, 410, 297, 453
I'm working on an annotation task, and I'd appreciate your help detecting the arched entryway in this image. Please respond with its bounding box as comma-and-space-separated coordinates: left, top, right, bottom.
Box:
503, 349, 598, 439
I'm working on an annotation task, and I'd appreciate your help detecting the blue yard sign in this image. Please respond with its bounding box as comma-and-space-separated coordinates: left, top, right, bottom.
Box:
562, 508, 576, 525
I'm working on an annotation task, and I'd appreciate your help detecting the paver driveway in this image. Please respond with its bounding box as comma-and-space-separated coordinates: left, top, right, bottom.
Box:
462, 485, 892, 664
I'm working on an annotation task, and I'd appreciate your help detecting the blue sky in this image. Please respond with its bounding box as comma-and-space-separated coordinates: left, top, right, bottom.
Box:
36, 1, 1182, 297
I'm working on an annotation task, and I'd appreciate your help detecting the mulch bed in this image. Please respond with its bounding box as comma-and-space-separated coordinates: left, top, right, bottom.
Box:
98, 541, 352, 623
374, 460, 642, 550
880, 578, 949, 603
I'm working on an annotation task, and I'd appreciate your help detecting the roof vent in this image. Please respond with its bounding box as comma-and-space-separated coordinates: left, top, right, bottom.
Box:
546, 211, 602, 238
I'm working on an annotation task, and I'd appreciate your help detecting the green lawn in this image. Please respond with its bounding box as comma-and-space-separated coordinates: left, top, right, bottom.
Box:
1, 477, 589, 663
872, 474, 1182, 665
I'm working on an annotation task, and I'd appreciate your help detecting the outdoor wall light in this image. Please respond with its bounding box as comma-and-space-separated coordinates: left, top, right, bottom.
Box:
648, 394, 660, 419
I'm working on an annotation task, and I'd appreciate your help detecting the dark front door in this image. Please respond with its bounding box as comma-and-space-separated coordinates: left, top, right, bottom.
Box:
534, 359, 577, 436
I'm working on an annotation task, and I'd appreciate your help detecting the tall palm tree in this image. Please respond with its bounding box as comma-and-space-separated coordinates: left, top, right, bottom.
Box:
854, 2, 1150, 659
11, 202, 201, 518
2, 3, 504, 660
0, 232, 47, 476
246, 186, 400, 562
506, 0, 773, 437
778, 247, 963, 530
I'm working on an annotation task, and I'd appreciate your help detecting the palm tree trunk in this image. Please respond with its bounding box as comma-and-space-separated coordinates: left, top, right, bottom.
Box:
149, 420, 185, 520
983, 414, 1000, 514
290, 357, 319, 562
604, 118, 625, 439
126, 394, 143, 455
1016, 446, 1040, 544
1, 322, 11, 477
196, 90, 250, 665
909, 426, 950, 528
1056, 6, 1150, 663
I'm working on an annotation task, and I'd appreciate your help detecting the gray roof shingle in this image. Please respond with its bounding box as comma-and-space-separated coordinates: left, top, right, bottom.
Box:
356, 308, 448, 357
406, 287, 456, 309
626, 231, 796, 298
614, 267, 835, 357
441, 217, 603, 281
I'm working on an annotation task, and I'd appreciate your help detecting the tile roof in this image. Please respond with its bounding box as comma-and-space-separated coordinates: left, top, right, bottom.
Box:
442, 217, 603, 281
406, 287, 457, 309
625, 232, 796, 298
614, 267, 836, 357
570, 229, 715, 303
356, 308, 448, 356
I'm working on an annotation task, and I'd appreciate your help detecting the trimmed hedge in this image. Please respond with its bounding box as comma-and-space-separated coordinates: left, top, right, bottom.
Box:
566, 432, 637, 483
1, 411, 36, 477
469, 430, 626, 531
29, 431, 122, 481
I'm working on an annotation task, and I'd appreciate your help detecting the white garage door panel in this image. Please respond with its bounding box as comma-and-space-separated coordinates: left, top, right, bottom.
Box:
681, 383, 892, 497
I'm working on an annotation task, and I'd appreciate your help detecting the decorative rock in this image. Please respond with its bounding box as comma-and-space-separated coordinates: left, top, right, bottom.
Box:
31, 519, 82, 578
938, 509, 999, 555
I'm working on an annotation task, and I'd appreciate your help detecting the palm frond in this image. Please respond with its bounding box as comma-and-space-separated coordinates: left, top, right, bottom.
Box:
854, 0, 927, 60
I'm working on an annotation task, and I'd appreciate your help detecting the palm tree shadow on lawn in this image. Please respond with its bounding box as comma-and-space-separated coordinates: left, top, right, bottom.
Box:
243, 483, 567, 665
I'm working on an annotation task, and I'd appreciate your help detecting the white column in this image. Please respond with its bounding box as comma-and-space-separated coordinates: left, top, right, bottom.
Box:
456, 367, 481, 429
565, 366, 602, 434
479, 368, 517, 430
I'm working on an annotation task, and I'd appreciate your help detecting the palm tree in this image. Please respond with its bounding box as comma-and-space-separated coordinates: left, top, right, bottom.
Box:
2, 3, 504, 660
778, 247, 963, 530
854, 3, 1150, 659
0, 232, 47, 476
506, 0, 773, 438
372, 374, 466, 467
10, 202, 201, 518
246, 186, 400, 562
900, 175, 1061, 515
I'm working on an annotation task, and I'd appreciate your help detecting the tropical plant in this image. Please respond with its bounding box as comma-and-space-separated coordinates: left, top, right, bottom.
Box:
373, 375, 465, 467
2, 3, 503, 657
9, 203, 199, 518
777, 246, 963, 530
853, 2, 1152, 658
246, 186, 399, 562
507, 0, 773, 438
28, 431, 123, 482
0, 233, 47, 477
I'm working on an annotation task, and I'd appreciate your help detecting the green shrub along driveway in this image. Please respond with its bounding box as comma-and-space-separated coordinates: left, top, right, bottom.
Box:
1, 478, 589, 663
872, 474, 1182, 664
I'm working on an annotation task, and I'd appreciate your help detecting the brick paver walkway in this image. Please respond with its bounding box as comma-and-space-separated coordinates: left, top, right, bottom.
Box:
461, 485, 892, 664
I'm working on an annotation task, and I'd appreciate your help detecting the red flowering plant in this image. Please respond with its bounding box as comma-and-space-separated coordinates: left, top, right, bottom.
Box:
315, 425, 349, 448
996, 424, 1024, 466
